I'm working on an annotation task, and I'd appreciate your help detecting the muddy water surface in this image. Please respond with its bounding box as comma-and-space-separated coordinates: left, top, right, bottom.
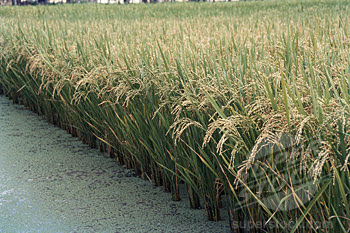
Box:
0, 96, 230, 233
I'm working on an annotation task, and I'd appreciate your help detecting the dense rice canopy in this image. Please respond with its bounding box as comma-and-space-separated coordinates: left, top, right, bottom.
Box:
1, 1, 349, 232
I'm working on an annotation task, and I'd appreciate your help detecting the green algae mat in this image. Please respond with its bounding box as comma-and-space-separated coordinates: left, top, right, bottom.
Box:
0, 96, 230, 232
0, 1, 349, 231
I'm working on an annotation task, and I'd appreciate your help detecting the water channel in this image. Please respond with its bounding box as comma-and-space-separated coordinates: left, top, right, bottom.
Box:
0, 96, 230, 232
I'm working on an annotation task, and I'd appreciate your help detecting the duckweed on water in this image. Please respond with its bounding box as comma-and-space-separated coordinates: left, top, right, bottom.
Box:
0, 97, 230, 232
0, 1, 349, 231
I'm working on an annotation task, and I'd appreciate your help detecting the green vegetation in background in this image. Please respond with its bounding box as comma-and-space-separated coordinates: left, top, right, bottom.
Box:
0, 0, 349, 232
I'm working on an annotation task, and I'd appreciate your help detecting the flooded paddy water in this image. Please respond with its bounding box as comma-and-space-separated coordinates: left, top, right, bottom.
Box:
0, 96, 230, 232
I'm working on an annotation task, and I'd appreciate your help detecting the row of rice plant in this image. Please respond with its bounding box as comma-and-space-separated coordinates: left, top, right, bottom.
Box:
0, 1, 349, 231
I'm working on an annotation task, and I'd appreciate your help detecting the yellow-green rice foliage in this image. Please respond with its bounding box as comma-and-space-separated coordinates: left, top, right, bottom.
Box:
1, 1, 349, 231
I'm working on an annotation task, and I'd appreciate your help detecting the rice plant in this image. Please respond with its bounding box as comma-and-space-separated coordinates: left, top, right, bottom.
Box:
0, 1, 349, 231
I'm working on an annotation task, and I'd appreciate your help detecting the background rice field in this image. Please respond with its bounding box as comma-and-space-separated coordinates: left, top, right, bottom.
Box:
0, 1, 349, 232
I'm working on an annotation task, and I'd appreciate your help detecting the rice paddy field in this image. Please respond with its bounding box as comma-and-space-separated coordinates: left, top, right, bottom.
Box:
0, 0, 349, 232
